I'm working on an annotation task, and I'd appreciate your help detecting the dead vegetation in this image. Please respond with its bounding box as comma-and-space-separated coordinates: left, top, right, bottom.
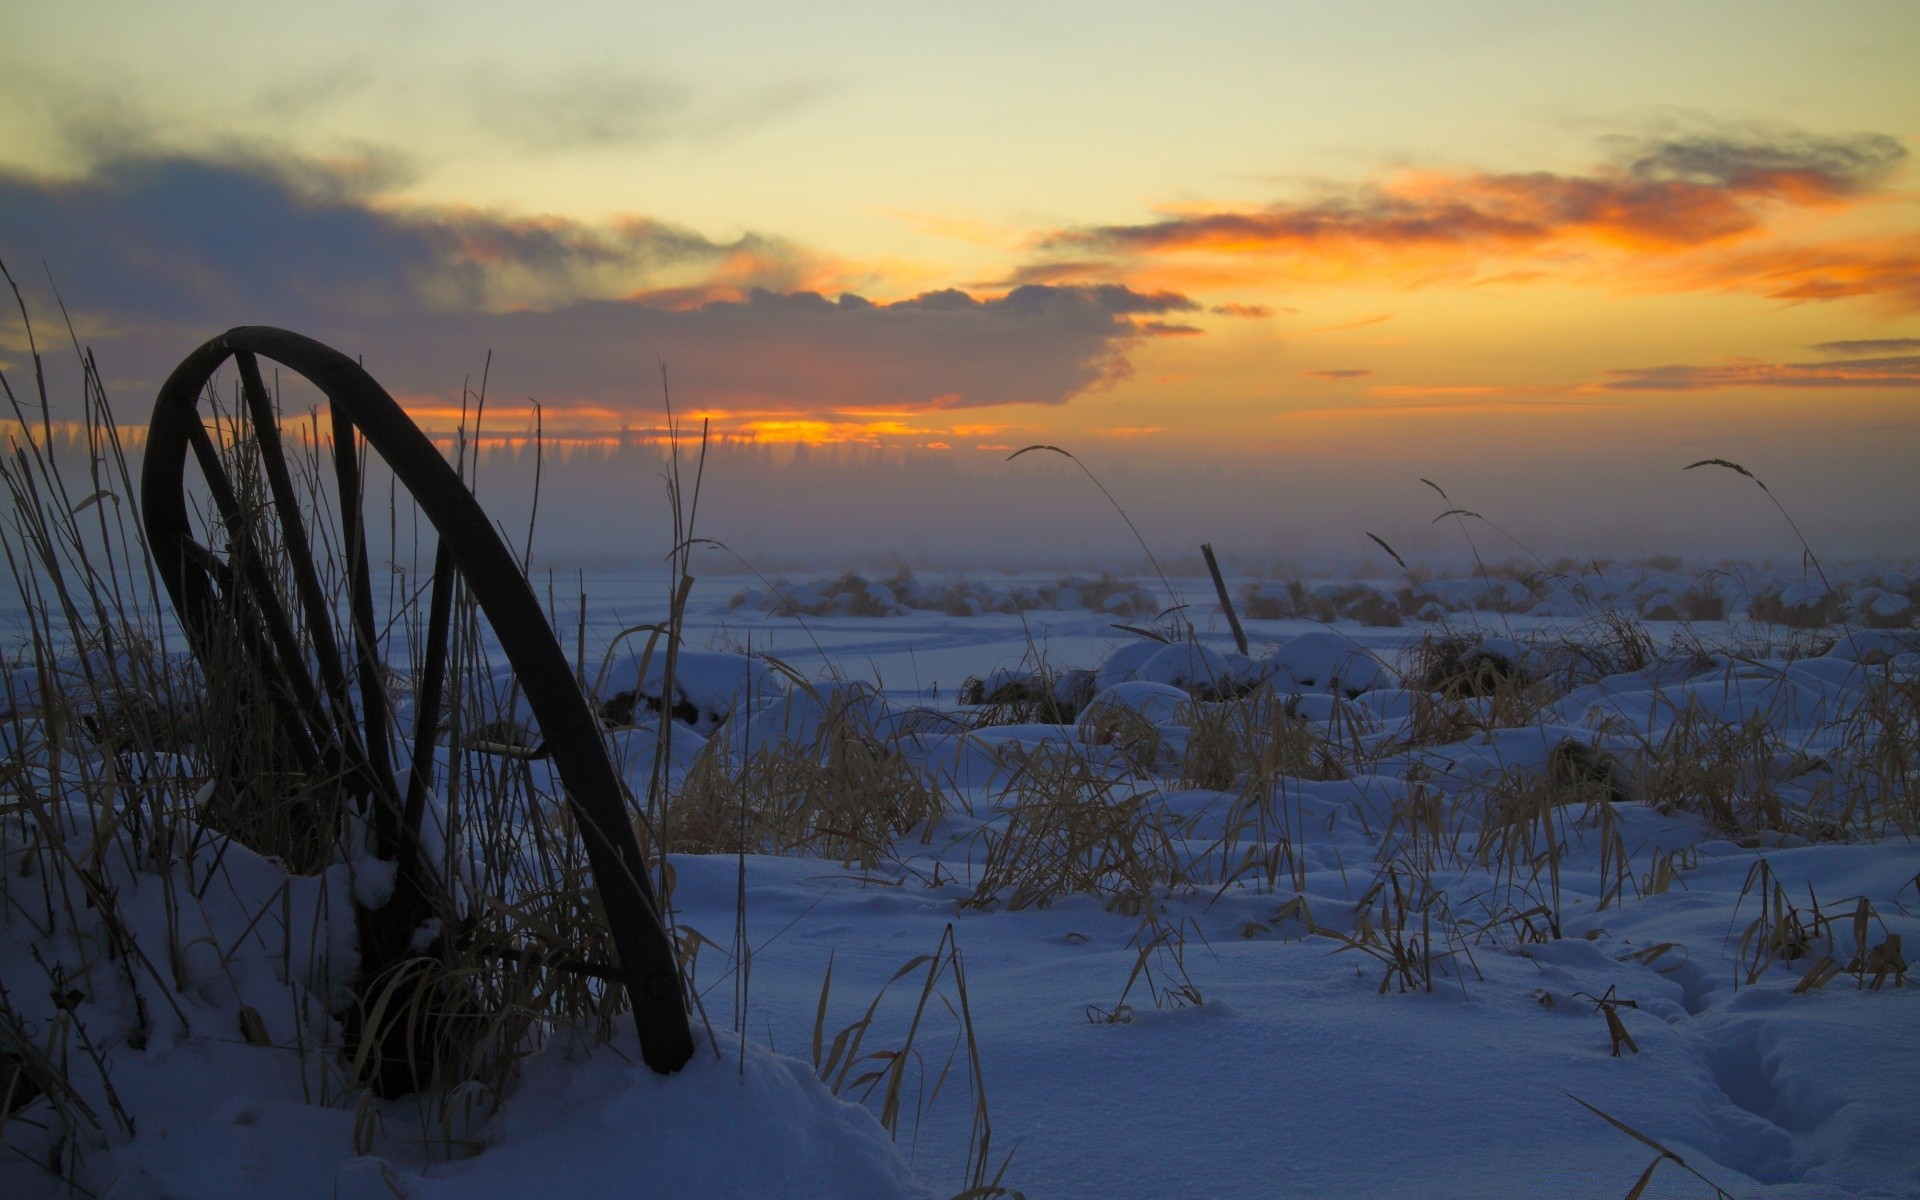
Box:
962, 745, 1185, 914
672, 708, 945, 868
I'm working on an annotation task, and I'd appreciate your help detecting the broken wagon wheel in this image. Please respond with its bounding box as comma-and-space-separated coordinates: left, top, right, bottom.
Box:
143, 326, 693, 1081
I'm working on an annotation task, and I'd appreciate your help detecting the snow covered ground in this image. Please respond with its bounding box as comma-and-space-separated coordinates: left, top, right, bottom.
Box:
4, 563, 1917, 1199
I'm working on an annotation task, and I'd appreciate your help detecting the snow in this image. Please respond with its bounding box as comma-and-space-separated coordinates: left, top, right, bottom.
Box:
91, 1025, 932, 1200
1080, 680, 1194, 729
597, 648, 785, 734
402, 1031, 935, 1200
5, 562, 1918, 1199
1264, 630, 1399, 696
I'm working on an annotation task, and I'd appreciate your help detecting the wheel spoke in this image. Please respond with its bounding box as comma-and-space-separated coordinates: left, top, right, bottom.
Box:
234, 351, 369, 784
402, 539, 456, 878
330, 405, 404, 853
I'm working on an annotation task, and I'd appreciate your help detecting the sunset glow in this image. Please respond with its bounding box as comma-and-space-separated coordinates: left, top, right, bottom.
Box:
1, 1, 1916, 561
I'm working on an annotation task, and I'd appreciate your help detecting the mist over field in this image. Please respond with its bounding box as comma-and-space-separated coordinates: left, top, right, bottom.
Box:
18, 357, 1917, 581
468, 437, 1920, 572
6, 307, 1912, 579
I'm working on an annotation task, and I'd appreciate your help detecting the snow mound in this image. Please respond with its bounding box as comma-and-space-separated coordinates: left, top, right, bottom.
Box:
717, 680, 909, 762
403, 1032, 934, 1200
1079, 681, 1193, 731
1264, 632, 1398, 696
597, 649, 785, 734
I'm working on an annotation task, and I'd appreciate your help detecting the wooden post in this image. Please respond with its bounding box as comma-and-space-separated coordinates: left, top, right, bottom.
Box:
1201, 543, 1249, 656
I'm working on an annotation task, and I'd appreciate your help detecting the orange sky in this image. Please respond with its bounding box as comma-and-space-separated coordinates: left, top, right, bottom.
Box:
2, 1, 1917, 560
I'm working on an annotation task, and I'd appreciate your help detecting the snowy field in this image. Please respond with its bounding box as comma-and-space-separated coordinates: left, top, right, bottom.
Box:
4, 560, 1918, 1199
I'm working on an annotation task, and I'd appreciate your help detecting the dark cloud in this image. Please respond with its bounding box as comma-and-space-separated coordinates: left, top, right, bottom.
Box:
1601, 355, 1920, 391
0, 150, 810, 322
1036, 126, 1904, 266
336, 284, 1197, 414
1616, 129, 1905, 193
1210, 303, 1275, 318
0, 154, 435, 321
1810, 337, 1920, 356
0, 150, 1193, 419
1302, 368, 1371, 381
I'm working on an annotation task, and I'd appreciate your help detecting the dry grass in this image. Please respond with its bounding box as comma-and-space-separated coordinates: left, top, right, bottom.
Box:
1627, 700, 1790, 838
963, 745, 1184, 915
1394, 680, 1556, 752
1333, 867, 1478, 995
956, 662, 1090, 726
1179, 687, 1349, 792
1746, 587, 1842, 629
1084, 912, 1208, 1022
811, 925, 1021, 1198
670, 704, 945, 868
1734, 861, 1908, 991
1239, 580, 1402, 626
1822, 665, 1920, 836
1533, 611, 1658, 689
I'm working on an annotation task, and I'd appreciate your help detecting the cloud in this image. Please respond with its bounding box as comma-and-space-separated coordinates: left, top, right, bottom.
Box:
1601, 354, 1920, 391
1668, 236, 1920, 312
1366, 384, 1568, 398
351, 285, 1196, 419
1606, 128, 1906, 195
1045, 130, 1901, 256
1310, 312, 1395, 333
1302, 368, 1371, 381
469, 72, 830, 155
1209, 303, 1275, 318
2, 58, 824, 168
1274, 399, 1606, 421
0, 150, 834, 322
0, 149, 1197, 425
4, 155, 1207, 427
1014, 127, 1915, 307
1811, 338, 1920, 356
1, 153, 434, 321
996, 260, 1116, 287
470, 74, 695, 154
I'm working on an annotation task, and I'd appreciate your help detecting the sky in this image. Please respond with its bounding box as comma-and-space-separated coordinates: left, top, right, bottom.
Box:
2, 0, 1918, 567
